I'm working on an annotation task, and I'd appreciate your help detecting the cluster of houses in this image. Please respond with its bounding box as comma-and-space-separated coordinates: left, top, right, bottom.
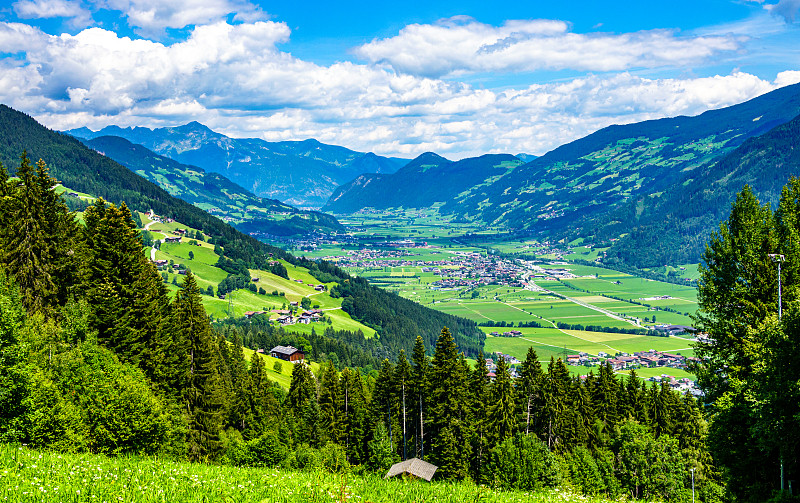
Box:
485, 355, 522, 380
152, 259, 187, 275
265, 308, 325, 326
567, 349, 699, 372
489, 330, 523, 337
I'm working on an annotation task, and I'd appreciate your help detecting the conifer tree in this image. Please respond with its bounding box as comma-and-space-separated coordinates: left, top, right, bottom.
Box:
246, 352, 280, 438
428, 327, 471, 477
226, 332, 251, 432
469, 352, 490, 483
371, 359, 396, 452
340, 367, 369, 464
0, 153, 78, 315
395, 350, 412, 460
318, 359, 343, 445
174, 272, 224, 460
411, 335, 430, 459
517, 347, 543, 435
486, 356, 516, 447
286, 361, 319, 445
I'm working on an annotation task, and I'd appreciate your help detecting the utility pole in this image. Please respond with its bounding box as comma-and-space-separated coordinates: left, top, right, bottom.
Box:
769, 253, 786, 492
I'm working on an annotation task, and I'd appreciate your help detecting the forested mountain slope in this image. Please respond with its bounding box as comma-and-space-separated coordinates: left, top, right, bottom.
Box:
445, 82, 800, 232
599, 112, 800, 267
67, 122, 406, 207
323, 152, 522, 213
83, 135, 342, 235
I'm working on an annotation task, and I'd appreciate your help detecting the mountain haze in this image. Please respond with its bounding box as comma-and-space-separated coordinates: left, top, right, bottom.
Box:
82, 135, 342, 235
66, 123, 406, 208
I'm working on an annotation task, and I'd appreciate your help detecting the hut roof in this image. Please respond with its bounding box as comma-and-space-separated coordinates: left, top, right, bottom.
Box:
384, 458, 438, 482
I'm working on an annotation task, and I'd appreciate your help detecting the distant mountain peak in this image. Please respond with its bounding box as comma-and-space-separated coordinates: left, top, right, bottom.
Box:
175, 121, 214, 134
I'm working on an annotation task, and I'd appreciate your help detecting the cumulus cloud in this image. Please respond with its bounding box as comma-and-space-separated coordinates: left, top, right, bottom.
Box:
354, 17, 742, 78
13, 0, 92, 28
0, 19, 791, 159
90, 0, 266, 35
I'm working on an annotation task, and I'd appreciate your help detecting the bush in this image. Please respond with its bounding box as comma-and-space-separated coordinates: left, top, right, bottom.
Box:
563, 446, 605, 495
248, 432, 288, 467
488, 433, 561, 491
319, 443, 350, 473
290, 443, 321, 471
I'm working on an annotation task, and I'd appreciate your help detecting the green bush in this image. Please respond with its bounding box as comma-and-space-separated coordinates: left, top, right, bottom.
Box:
488, 433, 561, 491
290, 443, 321, 471
319, 443, 350, 473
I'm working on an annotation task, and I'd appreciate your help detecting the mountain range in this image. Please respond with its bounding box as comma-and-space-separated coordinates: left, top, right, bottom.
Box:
321, 82, 800, 267
66, 122, 406, 208
81, 135, 342, 236
323, 152, 523, 213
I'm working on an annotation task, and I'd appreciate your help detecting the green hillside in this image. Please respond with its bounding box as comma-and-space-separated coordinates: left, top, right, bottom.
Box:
83, 135, 342, 235
445, 82, 800, 231
599, 112, 800, 267
324, 152, 523, 213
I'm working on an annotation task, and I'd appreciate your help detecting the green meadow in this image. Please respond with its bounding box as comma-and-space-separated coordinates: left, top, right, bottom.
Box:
0, 444, 610, 503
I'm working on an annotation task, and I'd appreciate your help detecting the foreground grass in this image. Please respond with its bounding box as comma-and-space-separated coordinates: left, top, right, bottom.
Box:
0, 445, 608, 503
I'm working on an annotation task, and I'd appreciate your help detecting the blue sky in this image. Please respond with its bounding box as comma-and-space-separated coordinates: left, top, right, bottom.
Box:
1, 0, 798, 158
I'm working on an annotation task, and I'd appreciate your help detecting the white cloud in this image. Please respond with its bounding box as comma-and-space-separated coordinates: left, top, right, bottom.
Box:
0, 20, 792, 160
91, 0, 266, 35
767, 0, 800, 22
12, 0, 92, 28
354, 17, 742, 78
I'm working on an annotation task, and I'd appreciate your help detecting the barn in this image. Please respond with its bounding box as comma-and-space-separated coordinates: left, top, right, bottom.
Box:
270, 345, 305, 363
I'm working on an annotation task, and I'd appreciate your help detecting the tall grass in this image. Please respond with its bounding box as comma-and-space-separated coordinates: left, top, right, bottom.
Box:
0, 444, 612, 503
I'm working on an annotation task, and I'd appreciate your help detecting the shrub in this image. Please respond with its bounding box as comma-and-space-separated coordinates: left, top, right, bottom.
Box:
488, 433, 561, 491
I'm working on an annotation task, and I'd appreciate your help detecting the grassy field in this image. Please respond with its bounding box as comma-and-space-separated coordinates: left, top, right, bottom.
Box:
484, 326, 695, 364
0, 444, 610, 503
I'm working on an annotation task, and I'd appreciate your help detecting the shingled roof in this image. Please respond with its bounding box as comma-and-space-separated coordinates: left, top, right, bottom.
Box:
384, 458, 438, 482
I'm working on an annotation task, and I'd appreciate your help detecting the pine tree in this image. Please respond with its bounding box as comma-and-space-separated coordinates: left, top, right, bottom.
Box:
517, 347, 544, 435
0, 153, 78, 315
174, 272, 224, 461
468, 351, 490, 483
486, 356, 516, 447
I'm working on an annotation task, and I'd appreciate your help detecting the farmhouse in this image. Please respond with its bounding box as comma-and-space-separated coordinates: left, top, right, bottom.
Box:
164, 236, 181, 243
270, 345, 305, 363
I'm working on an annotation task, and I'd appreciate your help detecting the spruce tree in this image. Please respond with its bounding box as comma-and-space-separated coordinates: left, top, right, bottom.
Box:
517, 347, 543, 435
411, 335, 430, 459
318, 359, 343, 445
174, 272, 224, 461
486, 355, 516, 447
0, 153, 78, 315
469, 351, 490, 483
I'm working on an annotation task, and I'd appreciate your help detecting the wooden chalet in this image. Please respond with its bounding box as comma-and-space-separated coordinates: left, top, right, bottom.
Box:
384, 458, 438, 482
270, 345, 305, 362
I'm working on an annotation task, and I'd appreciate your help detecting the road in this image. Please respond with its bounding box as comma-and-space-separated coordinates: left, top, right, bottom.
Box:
144, 219, 159, 262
